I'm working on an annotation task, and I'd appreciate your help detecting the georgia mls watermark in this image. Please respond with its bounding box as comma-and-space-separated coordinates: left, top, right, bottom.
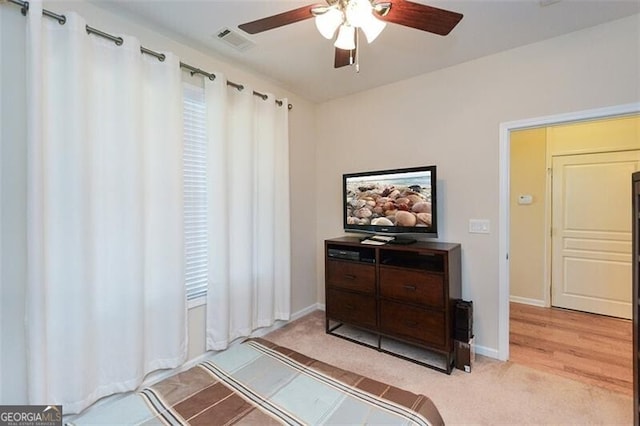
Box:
0, 406, 62, 426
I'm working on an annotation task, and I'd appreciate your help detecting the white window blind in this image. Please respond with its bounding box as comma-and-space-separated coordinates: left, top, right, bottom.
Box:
183, 84, 208, 301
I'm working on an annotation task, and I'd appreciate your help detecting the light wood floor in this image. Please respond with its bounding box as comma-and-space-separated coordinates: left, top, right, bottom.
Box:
509, 302, 633, 395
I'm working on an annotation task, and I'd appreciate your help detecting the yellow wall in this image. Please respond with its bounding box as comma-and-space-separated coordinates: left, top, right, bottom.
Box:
509, 115, 640, 305
510, 128, 547, 304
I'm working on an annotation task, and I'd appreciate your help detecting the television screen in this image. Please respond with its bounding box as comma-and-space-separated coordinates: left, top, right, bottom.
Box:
343, 165, 437, 238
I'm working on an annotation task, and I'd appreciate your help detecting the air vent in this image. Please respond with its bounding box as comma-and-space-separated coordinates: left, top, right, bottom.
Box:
216, 28, 254, 52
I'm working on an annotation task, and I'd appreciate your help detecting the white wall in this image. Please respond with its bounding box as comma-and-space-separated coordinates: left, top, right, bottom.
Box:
315, 15, 640, 356
0, 0, 318, 404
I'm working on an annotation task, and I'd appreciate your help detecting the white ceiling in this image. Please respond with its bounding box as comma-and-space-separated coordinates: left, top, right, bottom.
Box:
89, 0, 640, 103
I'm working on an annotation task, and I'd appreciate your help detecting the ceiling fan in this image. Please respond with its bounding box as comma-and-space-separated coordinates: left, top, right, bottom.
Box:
238, 0, 463, 71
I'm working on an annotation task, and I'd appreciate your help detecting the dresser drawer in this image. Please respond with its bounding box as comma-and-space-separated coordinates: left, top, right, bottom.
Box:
326, 260, 375, 294
326, 289, 377, 329
379, 267, 444, 308
379, 301, 445, 347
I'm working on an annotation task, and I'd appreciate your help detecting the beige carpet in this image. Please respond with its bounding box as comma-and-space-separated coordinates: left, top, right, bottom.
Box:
264, 310, 632, 425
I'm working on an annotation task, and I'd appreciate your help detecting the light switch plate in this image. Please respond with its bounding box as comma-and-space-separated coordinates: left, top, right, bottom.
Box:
469, 219, 490, 234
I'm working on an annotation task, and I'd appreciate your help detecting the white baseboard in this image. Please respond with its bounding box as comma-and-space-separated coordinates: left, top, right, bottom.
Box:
509, 296, 546, 307
291, 302, 323, 319
474, 344, 499, 359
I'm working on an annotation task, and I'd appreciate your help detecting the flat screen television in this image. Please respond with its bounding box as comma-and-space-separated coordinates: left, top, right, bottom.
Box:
343, 165, 437, 239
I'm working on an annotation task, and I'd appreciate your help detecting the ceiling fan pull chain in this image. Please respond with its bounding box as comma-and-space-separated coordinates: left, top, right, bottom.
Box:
355, 28, 360, 73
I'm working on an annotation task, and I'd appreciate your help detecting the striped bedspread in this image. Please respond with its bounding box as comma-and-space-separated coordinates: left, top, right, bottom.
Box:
69, 338, 444, 425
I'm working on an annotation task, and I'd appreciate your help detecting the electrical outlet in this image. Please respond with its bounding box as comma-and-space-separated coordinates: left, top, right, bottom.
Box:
469, 219, 490, 234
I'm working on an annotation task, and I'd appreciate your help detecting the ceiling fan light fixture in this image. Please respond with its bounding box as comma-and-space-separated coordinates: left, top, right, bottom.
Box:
360, 12, 386, 43
334, 24, 356, 50
314, 7, 343, 39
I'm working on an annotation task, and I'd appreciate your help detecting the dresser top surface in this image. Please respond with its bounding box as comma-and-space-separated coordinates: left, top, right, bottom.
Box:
326, 236, 460, 253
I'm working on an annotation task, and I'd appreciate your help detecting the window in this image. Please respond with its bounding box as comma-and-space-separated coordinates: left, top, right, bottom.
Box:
183, 84, 208, 301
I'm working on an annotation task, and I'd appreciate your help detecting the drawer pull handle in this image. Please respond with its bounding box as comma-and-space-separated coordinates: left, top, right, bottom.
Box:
405, 321, 419, 328
403, 285, 417, 291
344, 274, 357, 280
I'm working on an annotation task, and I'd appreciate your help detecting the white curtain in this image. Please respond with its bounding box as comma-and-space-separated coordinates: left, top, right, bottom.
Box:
25, 2, 186, 413
205, 75, 291, 350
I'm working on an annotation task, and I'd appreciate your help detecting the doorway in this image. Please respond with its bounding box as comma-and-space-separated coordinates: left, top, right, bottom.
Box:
505, 113, 638, 393
497, 102, 640, 361
509, 119, 639, 318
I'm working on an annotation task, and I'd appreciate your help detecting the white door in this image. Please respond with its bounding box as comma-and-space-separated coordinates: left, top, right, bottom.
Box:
551, 150, 640, 319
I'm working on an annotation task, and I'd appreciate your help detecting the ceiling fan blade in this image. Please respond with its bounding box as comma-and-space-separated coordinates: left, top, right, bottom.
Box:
378, 0, 463, 36
238, 4, 317, 34
334, 47, 356, 68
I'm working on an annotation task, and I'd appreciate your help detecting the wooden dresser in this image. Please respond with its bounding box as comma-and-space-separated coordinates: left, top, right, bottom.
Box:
324, 236, 462, 373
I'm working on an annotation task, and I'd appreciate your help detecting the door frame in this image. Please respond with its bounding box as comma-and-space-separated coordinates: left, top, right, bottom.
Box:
497, 102, 640, 361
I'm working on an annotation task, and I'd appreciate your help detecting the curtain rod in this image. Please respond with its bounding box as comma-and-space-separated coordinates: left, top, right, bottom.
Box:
6, 0, 293, 110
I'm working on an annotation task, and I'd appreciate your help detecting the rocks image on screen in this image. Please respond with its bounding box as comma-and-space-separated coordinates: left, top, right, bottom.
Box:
345, 175, 432, 228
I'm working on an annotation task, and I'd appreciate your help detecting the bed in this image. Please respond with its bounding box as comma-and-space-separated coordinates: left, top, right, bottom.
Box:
68, 337, 444, 425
